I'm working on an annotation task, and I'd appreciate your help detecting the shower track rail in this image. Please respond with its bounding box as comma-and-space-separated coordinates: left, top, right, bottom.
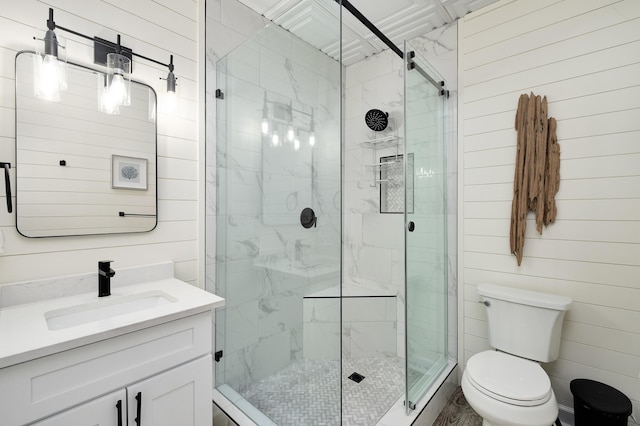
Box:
334, 0, 447, 95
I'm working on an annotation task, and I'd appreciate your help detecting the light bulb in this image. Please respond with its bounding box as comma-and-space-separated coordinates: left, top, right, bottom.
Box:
106, 53, 131, 106
287, 126, 295, 142
261, 118, 269, 135
100, 85, 120, 115
110, 73, 128, 106
294, 138, 300, 151
309, 132, 315, 147
35, 54, 62, 102
165, 90, 177, 114
271, 133, 279, 147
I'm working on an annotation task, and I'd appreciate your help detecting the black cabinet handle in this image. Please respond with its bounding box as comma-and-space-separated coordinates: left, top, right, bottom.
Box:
0, 162, 11, 213
135, 392, 142, 425
116, 400, 123, 426
408, 221, 415, 232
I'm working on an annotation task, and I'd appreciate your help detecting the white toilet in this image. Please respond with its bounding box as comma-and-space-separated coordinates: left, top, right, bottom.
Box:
461, 284, 572, 426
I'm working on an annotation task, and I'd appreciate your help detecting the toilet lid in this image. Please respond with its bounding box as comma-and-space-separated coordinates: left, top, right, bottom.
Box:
466, 351, 552, 407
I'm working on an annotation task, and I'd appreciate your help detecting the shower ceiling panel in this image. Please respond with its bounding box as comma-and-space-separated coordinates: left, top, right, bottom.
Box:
236, 0, 499, 65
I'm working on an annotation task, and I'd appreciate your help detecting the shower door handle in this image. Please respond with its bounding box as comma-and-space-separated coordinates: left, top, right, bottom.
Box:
408, 221, 415, 232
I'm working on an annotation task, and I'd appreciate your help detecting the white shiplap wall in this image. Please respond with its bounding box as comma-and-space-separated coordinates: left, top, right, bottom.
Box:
0, 0, 201, 285
459, 0, 640, 419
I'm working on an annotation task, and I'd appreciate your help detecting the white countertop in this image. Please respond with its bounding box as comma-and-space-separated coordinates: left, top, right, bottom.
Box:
0, 278, 224, 369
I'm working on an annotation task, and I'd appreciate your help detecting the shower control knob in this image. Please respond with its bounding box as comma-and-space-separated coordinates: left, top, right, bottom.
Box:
408, 221, 415, 232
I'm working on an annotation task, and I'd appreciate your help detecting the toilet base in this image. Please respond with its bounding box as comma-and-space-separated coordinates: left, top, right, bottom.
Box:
462, 370, 558, 426
482, 419, 556, 426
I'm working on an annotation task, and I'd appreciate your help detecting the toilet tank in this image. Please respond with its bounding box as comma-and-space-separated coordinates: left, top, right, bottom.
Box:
478, 284, 572, 362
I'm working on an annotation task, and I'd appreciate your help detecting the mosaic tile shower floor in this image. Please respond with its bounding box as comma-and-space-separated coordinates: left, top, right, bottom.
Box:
239, 357, 417, 426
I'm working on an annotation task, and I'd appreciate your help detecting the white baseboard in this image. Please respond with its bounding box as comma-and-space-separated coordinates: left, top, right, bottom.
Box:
558, 404, 573, 426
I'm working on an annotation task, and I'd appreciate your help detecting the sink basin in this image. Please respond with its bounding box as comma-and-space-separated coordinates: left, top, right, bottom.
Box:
45, 291, 177, 330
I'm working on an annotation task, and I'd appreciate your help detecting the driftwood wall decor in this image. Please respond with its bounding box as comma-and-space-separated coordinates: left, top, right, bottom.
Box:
510, 92, 560, 265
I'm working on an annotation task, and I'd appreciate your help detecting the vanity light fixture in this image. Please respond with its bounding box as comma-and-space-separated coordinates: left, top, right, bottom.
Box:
271, 133, 280, 147
261, 93, 269, 135
104, 35, 131, 109
160, 55, 178, 96
293, 131, 301, 152
308, 110, 316, 147
261, 92, 316, 149
34, 8, 177, 113
33, 8, 67, 102
287, 125, 295, 142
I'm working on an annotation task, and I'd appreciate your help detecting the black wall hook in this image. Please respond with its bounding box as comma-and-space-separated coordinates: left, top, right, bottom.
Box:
0, 162, 12, 213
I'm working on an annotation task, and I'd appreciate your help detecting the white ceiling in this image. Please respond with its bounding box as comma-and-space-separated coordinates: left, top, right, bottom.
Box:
235, 0, 499, 65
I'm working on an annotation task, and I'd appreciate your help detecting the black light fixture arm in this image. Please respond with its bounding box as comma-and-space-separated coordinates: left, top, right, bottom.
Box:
263, 92, 313, 120
132, 51, 171, 69
46, 8, 93, 43
41, 8, 175, 75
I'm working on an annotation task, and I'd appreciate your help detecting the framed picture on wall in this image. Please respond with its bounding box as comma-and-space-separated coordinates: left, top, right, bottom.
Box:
112, 155, 148, 190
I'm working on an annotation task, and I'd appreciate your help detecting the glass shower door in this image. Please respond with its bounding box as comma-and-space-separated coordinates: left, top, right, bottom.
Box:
403, 41, 448, 411
213, 22, 342, 426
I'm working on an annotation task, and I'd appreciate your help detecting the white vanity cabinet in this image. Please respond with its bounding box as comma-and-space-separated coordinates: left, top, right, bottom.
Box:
31, 390, 126, 426
0, 311, 214, 426
33, 356, 211, 426
126, 355, 212, 426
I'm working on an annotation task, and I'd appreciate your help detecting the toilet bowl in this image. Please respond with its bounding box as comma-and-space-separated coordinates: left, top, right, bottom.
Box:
461, 284, 571, 426
461, 350, 558, 426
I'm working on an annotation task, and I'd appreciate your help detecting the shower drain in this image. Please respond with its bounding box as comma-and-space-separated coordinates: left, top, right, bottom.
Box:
348, 372, 365, 383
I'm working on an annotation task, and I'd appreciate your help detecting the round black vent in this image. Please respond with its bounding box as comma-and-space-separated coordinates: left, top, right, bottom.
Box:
365, 109, 389, 131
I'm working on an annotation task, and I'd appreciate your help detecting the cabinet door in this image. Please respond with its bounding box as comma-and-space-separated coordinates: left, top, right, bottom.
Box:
32, 389, 126, 426
127, 355, 212, 426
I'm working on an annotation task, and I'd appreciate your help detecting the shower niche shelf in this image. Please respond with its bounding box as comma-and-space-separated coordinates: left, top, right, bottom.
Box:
358, 135, 399, 149
363, 159, 401, 185
360, 119, 402, 187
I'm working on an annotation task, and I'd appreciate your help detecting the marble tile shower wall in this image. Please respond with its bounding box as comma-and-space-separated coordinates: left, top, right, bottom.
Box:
343, 23, 459, 361
343, 49, 405, 358
212, 23, 341, 392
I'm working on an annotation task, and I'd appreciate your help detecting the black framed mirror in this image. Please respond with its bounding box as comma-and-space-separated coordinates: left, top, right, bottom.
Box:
15, 51, 157, 237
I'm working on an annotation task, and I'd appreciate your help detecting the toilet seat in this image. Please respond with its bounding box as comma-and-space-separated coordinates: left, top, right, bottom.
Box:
465, 351, 552, 407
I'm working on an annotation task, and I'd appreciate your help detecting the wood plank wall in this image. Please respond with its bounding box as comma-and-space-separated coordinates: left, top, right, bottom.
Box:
459, 0, 640, 418
0, 0, 200, 285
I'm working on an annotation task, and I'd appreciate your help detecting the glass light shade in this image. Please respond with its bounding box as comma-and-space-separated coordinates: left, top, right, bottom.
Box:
308, 132, 315, 147
106, 53, 131, 107
97, 75, 120, 115
261, 118, 269, 135
294, 138, 300, 151
271, 133, 279, 147
33, 33, 67, 102
287, 126, 295, 142
165, 90, 177, 114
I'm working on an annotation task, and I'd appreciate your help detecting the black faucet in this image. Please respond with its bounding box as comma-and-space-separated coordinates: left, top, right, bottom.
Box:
98, 260, 115, 297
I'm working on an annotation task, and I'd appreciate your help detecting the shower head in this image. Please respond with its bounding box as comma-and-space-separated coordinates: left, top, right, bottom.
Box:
365, 109, 389, 131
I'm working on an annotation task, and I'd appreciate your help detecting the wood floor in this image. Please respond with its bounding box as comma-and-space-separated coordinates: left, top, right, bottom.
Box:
432, 387, 482, 426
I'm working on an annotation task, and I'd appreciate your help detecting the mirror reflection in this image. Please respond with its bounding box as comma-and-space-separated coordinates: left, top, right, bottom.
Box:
15, 51, 157, 237
261, 93, 314, 225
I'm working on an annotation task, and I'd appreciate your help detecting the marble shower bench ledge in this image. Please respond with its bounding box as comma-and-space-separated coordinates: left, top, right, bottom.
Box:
253, 257, 339, 283
304, 284, 397, 298
303, 285, 398, 360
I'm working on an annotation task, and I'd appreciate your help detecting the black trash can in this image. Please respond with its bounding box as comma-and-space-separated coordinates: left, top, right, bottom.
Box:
570, 379, 632, 426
